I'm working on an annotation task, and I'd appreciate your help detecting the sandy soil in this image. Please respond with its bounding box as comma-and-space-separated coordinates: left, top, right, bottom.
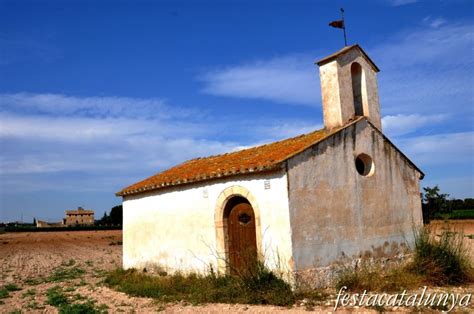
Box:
429, 219, 474, 259
0, 225, 473, 313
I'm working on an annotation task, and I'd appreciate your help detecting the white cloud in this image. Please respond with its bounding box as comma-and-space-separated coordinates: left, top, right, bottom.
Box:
372, 22, 473, 68
0, 112, 235, 176
0, 93, 322, 194
232, 121, 323, 151
372, 22, 473, 116
396, 132, 474, 166
199, 21, 473, 118
200, 54, 321, 106
430, 18, 447, 28
389, 0, 418, 6
0, 93, 199, 119
381, 114, 446, 136
0, 112, 207, 142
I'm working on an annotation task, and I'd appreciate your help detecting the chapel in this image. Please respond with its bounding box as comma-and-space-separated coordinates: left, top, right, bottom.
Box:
117, 45, 423, 283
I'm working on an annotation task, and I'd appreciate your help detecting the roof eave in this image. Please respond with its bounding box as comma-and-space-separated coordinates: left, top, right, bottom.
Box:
116, 164, 284, 197
365, 119, 425, 180
316, 44, 380, 73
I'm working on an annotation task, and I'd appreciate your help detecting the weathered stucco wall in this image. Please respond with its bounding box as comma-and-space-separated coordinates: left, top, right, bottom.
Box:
287, 119, 422, 272
122, 170, 293, 274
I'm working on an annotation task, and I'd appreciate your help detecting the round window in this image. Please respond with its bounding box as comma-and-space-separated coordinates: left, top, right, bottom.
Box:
355, 153, 375, 176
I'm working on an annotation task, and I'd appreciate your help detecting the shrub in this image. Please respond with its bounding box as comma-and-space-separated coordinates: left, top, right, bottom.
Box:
59, 301, 100, 314
46, 286, 69, 307
46, 286, 106, 313
335, 262, 421, 292
335, 226, 473, 292
409, 227, 473, 285
4, 283, 21, 292
48, 267, 85, 282
0, 288, 9, 299
105, 262, 294, 306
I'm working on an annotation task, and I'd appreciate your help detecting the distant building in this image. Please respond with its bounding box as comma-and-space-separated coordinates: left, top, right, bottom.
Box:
36, 206, 95, 228
64, 207, 95, 226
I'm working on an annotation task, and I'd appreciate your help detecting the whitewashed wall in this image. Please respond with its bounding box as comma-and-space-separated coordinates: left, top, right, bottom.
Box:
122, 170, 293, 274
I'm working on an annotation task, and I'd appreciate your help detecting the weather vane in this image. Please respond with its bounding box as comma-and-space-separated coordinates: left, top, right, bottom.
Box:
329, 8, 348, 46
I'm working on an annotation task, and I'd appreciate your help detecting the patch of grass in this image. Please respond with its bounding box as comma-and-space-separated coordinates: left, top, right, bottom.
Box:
46, 286, 106, 313
46, 286, 69, 307
0, 287, 10, 299
85, 260, 94, 267
105, 262, 294, 306
59, 300, 101, 313
24, 277, 45, 285
92, 268, 108, 278
109, 241, 122, 246
27, 300, 45, 310
409, 227, 473, 285
21, 289, 36, 298
48, 267, 85, 282
4, 283, 21, 292
335, 262, 422, 292
73, 293, 87, 301
335, 227, 473, 292
434, 209, 474, 220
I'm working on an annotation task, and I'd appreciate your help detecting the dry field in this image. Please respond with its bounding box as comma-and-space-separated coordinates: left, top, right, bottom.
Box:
1, 223, 473, 313
429, 219, 474, 259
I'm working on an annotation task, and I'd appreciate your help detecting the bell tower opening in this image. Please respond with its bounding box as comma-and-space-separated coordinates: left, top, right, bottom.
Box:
351, 62, 364, 116
316, 44, 382, 130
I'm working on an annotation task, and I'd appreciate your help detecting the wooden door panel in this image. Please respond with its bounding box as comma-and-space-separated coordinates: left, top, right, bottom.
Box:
228, 203, 257, 274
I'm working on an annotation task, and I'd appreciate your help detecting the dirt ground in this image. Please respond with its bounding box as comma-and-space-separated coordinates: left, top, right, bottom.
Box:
1, 224, 473, 313
429, 219, 474, 259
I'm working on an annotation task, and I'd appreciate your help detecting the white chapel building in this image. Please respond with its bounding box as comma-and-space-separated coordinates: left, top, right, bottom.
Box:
116, 45, 424, 282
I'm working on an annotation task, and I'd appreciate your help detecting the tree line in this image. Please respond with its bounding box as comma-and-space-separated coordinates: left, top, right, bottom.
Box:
422, 185, 473, 221
96, 205, 122, 226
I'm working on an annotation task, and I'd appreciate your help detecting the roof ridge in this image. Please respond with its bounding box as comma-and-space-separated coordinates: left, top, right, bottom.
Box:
116, 118, 365, 196
178, 127, 325, 164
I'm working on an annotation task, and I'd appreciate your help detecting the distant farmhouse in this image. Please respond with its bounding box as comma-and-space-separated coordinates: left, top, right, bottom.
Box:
36, 207, 95, 228
117, 45, 423, 284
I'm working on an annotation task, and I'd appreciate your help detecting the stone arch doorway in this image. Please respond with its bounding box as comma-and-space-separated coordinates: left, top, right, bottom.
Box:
215, 186, 262, 274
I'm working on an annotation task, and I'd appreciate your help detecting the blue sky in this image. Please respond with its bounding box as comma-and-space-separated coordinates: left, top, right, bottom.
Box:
0, 0, 473, 222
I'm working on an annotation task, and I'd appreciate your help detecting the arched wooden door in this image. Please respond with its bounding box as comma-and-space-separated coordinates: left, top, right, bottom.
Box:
227, 203, 257, 274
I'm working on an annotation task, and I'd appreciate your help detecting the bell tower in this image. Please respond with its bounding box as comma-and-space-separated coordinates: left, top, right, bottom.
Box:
316, 45, 382, 130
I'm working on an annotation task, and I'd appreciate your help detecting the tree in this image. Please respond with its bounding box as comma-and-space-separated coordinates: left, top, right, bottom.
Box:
109, 205, 122, 226
97, 211, 109, 225
422, 185, 450, 218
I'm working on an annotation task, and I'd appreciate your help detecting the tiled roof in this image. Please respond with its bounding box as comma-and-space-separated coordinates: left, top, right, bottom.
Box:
316, 44, 380, 72
116, 118, 364, 196
66, 209, 94, 215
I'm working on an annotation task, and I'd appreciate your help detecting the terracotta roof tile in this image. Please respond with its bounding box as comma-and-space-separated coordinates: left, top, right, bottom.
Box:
316, 44, 380, 72
65, 209, 94, 215
116, 118, 365, 196
66, 207, 94, 215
